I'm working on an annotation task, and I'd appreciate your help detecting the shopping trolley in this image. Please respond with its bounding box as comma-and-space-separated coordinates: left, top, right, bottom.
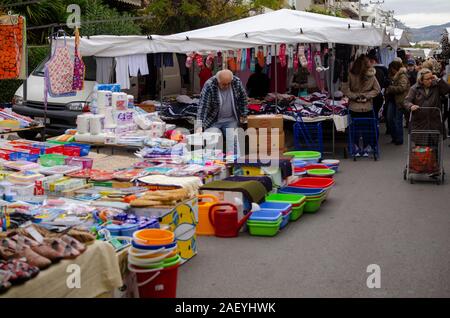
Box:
292, 106, 324, 154
347, 110, 379, 161
403, 107, 445, 184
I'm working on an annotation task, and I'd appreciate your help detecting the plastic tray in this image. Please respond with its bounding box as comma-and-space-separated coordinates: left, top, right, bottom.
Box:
266, 193, 306, 206
40, 154, 67, 167
259, 202, 292, 215
39, 165, 82, 176
65, 157, 94, 170
67, 143, 91, 157
284, 151, 321, 159
249, 210, 283, 222
247, 219, 281, 237
278, 187, 326, 197
289, 177, 335, 189
304, 197, 323, 213
3, 160, 40, 171
306, 169, 336, 177
290, 201, 306, 221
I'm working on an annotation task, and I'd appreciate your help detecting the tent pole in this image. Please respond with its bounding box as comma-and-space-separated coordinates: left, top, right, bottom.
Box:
275, 45, 278, 109
331, 43, 336, 156
160, 53, 164, 105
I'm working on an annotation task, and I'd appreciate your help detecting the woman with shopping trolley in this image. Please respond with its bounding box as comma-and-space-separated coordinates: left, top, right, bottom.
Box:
403, 68, 450, 183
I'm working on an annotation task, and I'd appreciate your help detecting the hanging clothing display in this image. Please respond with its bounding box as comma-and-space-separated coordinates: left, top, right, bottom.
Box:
0, 15, 26, 80
379, 47, 396, 68
128, 54, 149, 77
45, 34, 76, 97
115, 56, 130, 90
95, 57, 115, 84
72, 28, 85, 91
333, 44, 353, 83
270, 56, 287, 94
154, 53, 174, 68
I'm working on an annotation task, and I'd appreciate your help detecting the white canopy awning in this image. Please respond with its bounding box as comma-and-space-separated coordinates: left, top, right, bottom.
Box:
62, 9, 384, 57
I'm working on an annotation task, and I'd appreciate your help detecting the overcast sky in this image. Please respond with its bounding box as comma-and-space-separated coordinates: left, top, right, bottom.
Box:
372, 0, 450, 28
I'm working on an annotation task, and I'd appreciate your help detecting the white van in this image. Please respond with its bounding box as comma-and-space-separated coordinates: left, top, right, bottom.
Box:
13, 53, 182, 138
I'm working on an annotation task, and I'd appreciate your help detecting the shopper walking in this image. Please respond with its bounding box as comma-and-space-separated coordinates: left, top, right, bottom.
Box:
342, 55, 381, 156
386, 61, 410, 145
404, 68, 450, 137
406, 59, 418, 87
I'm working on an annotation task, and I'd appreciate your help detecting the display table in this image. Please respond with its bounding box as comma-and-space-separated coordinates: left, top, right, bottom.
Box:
1, 241, 123, 298
0, 125, 45, 140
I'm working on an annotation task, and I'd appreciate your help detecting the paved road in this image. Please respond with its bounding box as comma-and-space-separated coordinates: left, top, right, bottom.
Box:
178, 133, 450, 297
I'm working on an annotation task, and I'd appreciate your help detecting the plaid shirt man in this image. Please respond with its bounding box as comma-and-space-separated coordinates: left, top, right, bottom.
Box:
197, 75, 248, 129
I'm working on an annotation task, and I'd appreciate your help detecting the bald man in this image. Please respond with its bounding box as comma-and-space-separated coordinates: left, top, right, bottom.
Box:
197, 69, 248, 131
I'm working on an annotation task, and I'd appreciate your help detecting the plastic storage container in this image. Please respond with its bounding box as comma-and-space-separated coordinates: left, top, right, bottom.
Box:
65, 157, 94, 170
265, 193, 306, 221
63, 146, 81, 157
67, 143, 91, 157
289, 177, 335, 189
306, 169, 336, 178
249, 210, 282, 222
39, 154, 67, 167
247, 219, 282, 237
259, 202, 292, 215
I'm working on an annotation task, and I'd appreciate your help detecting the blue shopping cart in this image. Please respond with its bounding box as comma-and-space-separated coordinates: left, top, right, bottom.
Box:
293, 110, 324, 154
348, 110, 379, 161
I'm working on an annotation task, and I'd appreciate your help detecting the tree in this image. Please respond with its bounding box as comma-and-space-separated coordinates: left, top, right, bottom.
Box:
140, 0, 287, 35
441, 30, 450, 61
306, 5, 345, 18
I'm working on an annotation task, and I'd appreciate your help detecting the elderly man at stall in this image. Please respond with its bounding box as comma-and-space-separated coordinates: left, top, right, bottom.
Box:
196, 69, 248, 156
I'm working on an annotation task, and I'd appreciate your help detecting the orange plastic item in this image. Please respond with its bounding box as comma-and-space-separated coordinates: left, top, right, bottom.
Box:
133, 229, 174, 246
0, 16, 24, 80
196, 194, 219, 236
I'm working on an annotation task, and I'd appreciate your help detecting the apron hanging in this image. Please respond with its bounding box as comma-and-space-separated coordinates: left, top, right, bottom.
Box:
72, 27, 85, 91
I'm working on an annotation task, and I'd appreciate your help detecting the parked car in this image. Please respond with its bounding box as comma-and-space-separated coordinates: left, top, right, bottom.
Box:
12, 54, 182, 139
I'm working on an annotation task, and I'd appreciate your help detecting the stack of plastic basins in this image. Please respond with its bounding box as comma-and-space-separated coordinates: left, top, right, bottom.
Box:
259, 202, 292, 229
277, 187, 326, 214
247, 210, 283, 237
128, 229, 181, 298
288, 177, 335, 200
265, 193, 306, 221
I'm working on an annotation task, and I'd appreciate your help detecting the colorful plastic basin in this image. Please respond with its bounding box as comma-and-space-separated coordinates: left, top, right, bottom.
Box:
289, 177, 335, 189
290, 201, 306, 221
305, 164, 329, 170
259, 202, 292, 215
306, 169, 336, 178
284, 151, 321, 159
266, 193, 306, 206
280, 211, 291, 229
278, 187, 326, 197
304, 197, 323, 213
133, 229, 175, 246
131, 240, 177, 250
321, 159, 340, 166
247, 219, 282, 237
249, 210, 283, 222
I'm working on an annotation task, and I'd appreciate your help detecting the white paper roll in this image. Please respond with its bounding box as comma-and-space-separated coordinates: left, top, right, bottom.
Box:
97, 90, 112, 108
76, 113, 93, 134
90, 114, 105, 135
104, 109, 117, 129
112, 92, 127, 111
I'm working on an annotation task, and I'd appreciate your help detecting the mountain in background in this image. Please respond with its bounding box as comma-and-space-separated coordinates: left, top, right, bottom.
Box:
407, 22, 450, 42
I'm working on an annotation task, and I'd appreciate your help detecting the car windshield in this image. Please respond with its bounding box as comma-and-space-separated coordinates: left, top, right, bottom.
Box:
33, 55, 96, 81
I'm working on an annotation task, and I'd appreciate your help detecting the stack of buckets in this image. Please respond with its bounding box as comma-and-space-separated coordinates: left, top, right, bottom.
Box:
127, 229, 181, 298
246, 210, 283, 237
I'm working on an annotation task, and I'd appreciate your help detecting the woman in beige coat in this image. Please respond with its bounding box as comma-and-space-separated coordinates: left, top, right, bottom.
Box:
342, 55, 381, 156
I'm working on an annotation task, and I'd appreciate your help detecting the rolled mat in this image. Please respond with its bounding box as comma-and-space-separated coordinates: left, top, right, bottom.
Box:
224, 176, 273, 192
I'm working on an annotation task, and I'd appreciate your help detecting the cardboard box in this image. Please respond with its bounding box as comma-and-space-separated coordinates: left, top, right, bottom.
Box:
247, 115, 284, 130
248, 130, 285, 155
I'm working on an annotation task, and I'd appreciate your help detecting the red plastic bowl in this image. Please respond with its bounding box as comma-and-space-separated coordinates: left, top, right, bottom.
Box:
289, 177, 334, 189
305, 164, 329, 170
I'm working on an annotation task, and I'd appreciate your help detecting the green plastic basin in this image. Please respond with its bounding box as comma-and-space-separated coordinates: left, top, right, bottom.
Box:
306, 169, 336, 177
304, 197, 323, 213
283, 151, 321, 159
266, 193, 306, 205
289, 201, 306, 221
248, 219, 282, 237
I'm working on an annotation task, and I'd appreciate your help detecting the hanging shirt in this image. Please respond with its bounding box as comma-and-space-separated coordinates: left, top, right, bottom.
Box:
115, 56, 130, 89
128, 54, 149, 77
96, 57, 114, 84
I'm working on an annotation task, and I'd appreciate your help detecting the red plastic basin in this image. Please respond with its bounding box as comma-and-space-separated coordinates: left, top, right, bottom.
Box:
305, 164, 329, 170
289, 177, 335, 189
